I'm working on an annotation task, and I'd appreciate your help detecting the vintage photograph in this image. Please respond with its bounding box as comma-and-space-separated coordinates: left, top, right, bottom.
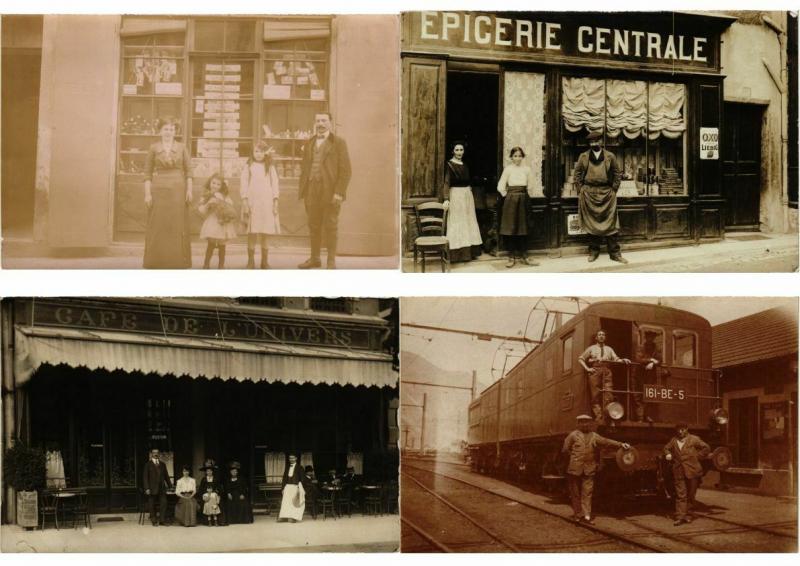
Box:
0, 297, 399, 552
1, 14, 399, 269
400, 11, 799, 272
400, 297, 798, 552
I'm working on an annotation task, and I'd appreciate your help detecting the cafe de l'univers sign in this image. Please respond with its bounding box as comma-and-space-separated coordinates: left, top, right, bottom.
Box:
404, 11, 723, 74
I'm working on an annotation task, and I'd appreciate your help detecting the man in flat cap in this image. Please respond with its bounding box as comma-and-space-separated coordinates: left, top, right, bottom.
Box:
663, 422, 710, 526
578, 329, 631, 422
573, 131, 627, 264
563, 414, 630, 524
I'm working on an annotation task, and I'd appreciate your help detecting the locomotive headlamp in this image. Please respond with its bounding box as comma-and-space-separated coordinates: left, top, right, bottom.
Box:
710, 446, 732, 471
711, 408, 729, 425
606, 402, 625, 420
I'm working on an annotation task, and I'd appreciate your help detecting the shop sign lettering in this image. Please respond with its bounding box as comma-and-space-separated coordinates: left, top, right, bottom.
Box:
699, 127, 719, 160
409, 12, 718, 71
36, 303, 370, 349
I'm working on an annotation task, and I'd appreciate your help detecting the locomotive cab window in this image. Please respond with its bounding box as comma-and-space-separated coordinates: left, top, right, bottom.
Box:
673, 330, 698, 367
635, 325, 665, 365
562, 333, 574, 373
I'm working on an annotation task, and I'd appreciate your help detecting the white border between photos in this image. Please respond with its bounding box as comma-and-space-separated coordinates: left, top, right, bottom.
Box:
0, 1, 798, 566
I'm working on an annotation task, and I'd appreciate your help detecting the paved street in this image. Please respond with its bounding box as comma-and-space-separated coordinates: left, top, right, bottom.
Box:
1, 513, 399, 553
403, 232, 798, 273
1, 241, 397, 270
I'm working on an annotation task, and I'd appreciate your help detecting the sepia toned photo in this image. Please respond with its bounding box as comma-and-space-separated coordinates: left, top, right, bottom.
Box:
400, 297, 797, 552
400, 11, 799, 272
1, 297, 399, 552
1, 14, 399, 269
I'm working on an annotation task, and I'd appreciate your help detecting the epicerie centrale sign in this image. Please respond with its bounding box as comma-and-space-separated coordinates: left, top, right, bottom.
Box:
410, 12, 715, 70
700, 127, 719, 160
34, 303, 369, 349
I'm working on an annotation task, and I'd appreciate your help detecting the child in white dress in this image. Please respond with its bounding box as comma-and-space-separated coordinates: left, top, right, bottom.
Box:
198, 173, 238, 269
240, 141, 280, 268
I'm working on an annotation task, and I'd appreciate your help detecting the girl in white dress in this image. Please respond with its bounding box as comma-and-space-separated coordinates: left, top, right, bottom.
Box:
240, 141, 280, 268
198, 173, 238, 269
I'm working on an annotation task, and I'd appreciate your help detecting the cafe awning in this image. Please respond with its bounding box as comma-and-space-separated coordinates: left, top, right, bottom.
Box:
14, 326, 396, 389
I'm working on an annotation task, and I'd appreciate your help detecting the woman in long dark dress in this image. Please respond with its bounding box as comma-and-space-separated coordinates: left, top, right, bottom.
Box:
225, 461, 253, 524
443, 142, 482, 263
143, 116, 193, 268
197, 459, 225, 526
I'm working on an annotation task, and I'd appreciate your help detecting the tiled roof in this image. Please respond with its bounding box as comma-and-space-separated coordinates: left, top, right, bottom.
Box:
712, 306, 798, 368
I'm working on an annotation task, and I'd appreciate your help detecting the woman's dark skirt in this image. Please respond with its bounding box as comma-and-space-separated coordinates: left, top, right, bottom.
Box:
143, 170, 192, 269
500, 187, 528, 236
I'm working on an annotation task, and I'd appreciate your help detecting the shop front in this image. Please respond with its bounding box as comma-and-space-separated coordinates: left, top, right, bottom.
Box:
401, 11, 736, 254
4, 14, 397, 257
1, 298, 399, 519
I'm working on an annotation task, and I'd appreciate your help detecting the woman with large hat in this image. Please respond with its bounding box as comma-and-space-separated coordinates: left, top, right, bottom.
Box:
278, 454, 305, 523
225, 461, 253, 524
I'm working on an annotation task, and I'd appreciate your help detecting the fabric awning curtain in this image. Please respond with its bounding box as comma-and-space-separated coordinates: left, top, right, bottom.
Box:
562, 77, 686, 139
120, 18, 187, 37
263, 19, 330, 42
14, 326, 396, 389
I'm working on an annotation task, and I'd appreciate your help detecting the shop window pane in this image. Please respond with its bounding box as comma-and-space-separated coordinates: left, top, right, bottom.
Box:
647, 82, 687, 196
502, 72, 545, 197
77, 421, 105, 488
194, 21, 225, 51
109, 424, 137, 487
146, 398, 172, 452
226, 21, 255, 52
673, 331, 697, 368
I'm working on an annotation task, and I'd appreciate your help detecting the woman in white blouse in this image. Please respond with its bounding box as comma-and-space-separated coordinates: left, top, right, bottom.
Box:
173, 465, 198, 527
497, 146, 539, 268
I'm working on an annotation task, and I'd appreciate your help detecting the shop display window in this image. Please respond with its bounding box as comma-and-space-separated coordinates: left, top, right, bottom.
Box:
561, 77, 687, 198
146, 398, 173, 452
118, 24, 187, 177
77, 420, 105, 487
261, 19, 331, 183
109, 423, 137, 488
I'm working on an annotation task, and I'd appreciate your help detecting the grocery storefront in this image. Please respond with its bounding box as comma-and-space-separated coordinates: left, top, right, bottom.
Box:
1, 297, 399, 519
401, 11, 760, 255
2, 15, 398, 257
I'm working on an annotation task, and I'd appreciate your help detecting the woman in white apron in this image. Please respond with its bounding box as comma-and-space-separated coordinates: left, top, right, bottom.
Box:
278, 454, 305, 522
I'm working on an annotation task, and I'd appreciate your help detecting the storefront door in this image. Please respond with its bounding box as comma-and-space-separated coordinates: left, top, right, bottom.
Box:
446, 70, 500, 249
729, 396, 759, 467
722, 103, 763, 230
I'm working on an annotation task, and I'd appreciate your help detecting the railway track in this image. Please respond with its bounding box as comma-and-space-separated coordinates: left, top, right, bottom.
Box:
404, 458, 797, 552
402, 464, 652, 552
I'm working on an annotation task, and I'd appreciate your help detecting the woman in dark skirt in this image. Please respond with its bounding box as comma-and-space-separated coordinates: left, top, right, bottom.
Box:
197, 459, 226, 526
143, 116, 193, 268
174, 465, 199, 527
225, 461, 253, 524
497, 146, 539, 268
443, 142, 483, 263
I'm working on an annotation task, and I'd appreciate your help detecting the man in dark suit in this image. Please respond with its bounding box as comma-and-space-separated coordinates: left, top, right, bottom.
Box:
663, 422, 710, 526
297, 112, 352, 270
143, 448, 172, 526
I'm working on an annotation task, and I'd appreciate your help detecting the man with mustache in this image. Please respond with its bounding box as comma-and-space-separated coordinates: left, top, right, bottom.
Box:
297, 112, 352, 270
573, 130, 627, 264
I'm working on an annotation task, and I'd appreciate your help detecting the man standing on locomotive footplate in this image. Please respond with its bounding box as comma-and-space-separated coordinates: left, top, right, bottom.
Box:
562, 414, 630, 524
663, 422, 711, 526
578, 329, 631, 422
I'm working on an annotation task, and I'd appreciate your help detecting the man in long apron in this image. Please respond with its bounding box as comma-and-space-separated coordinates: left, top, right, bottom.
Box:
574, 131, 627, 264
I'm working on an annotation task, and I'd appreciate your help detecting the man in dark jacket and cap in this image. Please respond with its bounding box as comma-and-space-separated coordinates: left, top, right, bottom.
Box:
573, 130, 627, 264
663, 423, 710, 526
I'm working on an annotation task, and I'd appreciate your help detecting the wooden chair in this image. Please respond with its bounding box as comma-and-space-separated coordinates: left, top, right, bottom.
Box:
318, 488, 337, 520
335, 484, 353, 518
363, 485, 383, 516
383, 481, 399, 514
39, 492, 59, 530
413, 202, 449, 273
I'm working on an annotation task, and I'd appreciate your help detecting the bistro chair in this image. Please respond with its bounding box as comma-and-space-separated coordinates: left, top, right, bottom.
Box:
39, 491, 59, 530
137, 489, 147, 525
413, 201, 450, 273
335, 484, 353, 518
363, 484, 383, 516
71, 491, 91, 530
318, 487, 336, 520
